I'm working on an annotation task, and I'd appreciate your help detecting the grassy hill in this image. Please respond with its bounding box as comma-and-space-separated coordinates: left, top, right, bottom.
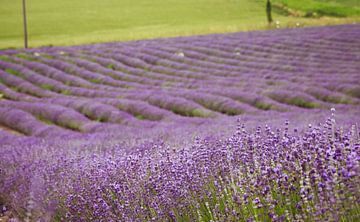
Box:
0, 0, 359, 49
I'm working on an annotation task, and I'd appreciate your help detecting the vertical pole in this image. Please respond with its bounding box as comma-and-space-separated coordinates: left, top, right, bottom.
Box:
22, 0, 28, 48
266, 0, 273, 24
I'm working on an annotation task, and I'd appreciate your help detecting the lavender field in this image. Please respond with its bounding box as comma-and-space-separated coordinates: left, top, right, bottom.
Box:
0, 24, 359, 221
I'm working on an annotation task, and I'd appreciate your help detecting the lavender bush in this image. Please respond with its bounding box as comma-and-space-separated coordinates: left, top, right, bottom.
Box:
0, 112, 359, 221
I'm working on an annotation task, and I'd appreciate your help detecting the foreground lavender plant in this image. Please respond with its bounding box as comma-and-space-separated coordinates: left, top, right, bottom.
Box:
0, 112, 358, 221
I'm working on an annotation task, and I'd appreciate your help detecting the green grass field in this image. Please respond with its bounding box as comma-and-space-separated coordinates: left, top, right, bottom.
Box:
0, 0, 359, 49
274, 0, 360, 17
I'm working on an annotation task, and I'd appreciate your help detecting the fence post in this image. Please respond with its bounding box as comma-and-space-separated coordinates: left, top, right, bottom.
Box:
266, 0, 273, 24
22, 0, 28, 48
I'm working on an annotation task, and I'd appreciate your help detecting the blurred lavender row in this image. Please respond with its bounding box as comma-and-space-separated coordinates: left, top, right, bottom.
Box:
0, 25, 359, 137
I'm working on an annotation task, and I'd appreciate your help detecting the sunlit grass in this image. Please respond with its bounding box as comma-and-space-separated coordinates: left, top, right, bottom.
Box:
0, 0, 359, 49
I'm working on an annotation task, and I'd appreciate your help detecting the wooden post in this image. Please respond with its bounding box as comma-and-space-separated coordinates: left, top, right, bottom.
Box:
266, 0, 273, 24
22, 0, 28, 48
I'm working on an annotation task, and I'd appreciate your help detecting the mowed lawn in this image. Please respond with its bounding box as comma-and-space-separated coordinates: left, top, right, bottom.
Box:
0, 0, 359, 49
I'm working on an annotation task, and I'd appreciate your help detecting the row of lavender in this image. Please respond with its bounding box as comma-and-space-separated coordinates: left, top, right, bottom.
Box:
0, 25, 360, 137
0, 110, 359, 221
